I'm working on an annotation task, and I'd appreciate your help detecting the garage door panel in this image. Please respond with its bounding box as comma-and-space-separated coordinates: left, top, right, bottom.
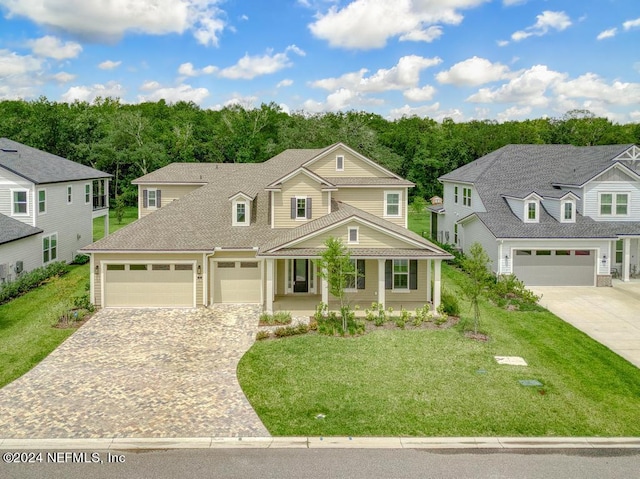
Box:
213, 261, 261, 303
513, 250, 595, 286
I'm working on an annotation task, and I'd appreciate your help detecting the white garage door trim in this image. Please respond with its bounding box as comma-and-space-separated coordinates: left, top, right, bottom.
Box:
102, 260, 196, 308
512, 249, 596, 286
211, 259, 262, 304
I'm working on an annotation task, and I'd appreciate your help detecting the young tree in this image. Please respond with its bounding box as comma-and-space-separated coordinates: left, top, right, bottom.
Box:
410, 196, 426, 215
315, 237, 356, 333
462, 242, 491, 335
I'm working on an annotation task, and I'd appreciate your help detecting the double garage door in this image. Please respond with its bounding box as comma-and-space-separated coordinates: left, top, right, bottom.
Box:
104, 263, 195, 307
512, 250, 595, 286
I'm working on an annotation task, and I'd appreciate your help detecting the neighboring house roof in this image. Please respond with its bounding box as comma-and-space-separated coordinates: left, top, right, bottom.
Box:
441, 144, 640, 239
324, 177, 414, 187
0, 213, 42, 245
0, 138, 111, 184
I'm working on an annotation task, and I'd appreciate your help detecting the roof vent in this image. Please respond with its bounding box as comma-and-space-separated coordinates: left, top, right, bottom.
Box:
1, 148, 18, 153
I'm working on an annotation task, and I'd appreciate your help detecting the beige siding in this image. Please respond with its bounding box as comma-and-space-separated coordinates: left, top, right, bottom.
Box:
276, 259, 285, 295
333, 187, 406, 227
308, 147, 385, 178
138, 184, 201, 218
212, 250, 258, 259
293, 220, 413, 249
92, 252, 204, 308
273, 174, 327, 228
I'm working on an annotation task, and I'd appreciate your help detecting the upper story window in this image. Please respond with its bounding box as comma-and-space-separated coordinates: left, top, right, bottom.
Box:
85, 184, 91, 204
148, 189, 157, 208
67, 185, 73, 204
38, 189, 46, 215
12, 190, 28, 216
524, 200, 539, 223
336, 155, 344, 171
454, 186, 458, 204
348, 226, 359, 244
599, 193, 629, 217
233, 199, 250, 226
297, 198, 306, 219
291, 196, 312, 220
384, 191, 401, 217
143, 189, 161, 209
561, 200, 575, 223
463, 187, 472, 207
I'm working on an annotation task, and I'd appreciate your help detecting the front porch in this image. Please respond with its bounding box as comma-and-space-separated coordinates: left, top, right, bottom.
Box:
271, 294, 432, 317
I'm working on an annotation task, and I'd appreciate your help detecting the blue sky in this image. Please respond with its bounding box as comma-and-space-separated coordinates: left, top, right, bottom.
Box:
0, 0, 638, 123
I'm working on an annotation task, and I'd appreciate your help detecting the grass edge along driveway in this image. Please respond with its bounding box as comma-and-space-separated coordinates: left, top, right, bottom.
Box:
238, 263, 640, 437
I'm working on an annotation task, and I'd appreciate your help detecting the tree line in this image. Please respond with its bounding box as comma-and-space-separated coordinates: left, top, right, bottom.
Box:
1, 98, 638, 203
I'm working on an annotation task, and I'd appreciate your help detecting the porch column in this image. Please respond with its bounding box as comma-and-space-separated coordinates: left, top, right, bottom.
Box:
103, 213, 109, 238
426, 259, 432, 303
623, 237, 631, 282
433, 259, 442, 314
377, 259, 386, 309
266, 259, 274, 313
321, 268, 328, 305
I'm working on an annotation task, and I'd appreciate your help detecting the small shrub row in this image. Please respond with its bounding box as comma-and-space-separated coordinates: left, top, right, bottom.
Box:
259, 311, 292, 325
317, 312, 365, 336
273, 323, 310, 338
72, 254, 90, 265
487, 274, 542, 311
0, 261, 70, 305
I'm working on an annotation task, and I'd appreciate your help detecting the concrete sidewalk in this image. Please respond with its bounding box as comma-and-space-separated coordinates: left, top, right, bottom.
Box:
1, 437, 639, 450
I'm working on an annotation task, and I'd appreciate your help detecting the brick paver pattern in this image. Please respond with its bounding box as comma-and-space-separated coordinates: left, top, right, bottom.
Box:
0, 306, 269, 438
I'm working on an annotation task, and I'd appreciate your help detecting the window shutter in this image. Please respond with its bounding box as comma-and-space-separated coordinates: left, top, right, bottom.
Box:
357, 259, 365, 290
306, 197, 312, 219
409, 260, 418, 290
290, 197, 296, 219
143, 189, 148, 208
385, 260, 392, 290
156, 189, 162, 207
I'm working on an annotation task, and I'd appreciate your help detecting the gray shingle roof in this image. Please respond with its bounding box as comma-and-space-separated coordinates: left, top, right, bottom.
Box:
324, 177, 414, 187
0, 138, 111, 184
441, 144, 640, 239
0, 214, 42, 245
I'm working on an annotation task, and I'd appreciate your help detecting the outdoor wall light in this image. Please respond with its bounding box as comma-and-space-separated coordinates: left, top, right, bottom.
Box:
94, 264, 99, 275
197, 265, 202, 275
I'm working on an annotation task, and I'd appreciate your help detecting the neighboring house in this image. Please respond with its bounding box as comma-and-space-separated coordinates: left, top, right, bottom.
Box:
432, 143, 640, 287
0, 138, 111, 283
82, 143, 452, 311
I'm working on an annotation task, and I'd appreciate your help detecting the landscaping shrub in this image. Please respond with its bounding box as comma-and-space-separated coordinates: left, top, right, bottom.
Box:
273, 323, 309, 338
256, 331, 271, 340
317, 312, 364, 336
72, 254, 90, 265
0, 262, 70, 305
259, 311, 293, 325
438, 289, 460, 317
488, 274, 542, 311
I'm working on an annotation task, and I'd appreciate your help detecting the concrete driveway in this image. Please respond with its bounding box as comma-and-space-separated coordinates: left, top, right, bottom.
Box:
0, 306, 269, 438
531, 281, 640, 369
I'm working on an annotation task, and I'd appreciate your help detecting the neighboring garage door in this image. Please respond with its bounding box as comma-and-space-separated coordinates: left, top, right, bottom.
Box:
104, 263, 195, 307
513, 250, 595, 286
213, 261, 261, 303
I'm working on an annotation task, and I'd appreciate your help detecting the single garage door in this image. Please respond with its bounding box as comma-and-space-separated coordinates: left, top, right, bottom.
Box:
104, 263, 195, 307
213, 261, 261, 303
513, 250, 595, 286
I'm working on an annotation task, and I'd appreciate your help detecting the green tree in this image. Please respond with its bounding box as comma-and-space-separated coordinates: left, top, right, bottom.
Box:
410, 196, 426, 215
462, 243, 491, 335
315, 237, 356, 333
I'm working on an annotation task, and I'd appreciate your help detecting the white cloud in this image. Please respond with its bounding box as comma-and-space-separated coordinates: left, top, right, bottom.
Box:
0, 49, 43, 77
61, 81, 127, 103
399, 26, 443, 43
467, 65, 566, 106
436, 56, 511, 86
99, 60, 122, 70
27, 35, 82, 59
51, 71, 76, 83
0, 0, 227, 46
137, 83, 210, 103
218, 45, 305, 80
553, 73, 640, 106
277, 79, 293, 88
597, 28, 617, 40
309, 0, 489, 49
178, 62, 217, 77
211, 95, 259, 110
511, 10, 572, 42
311, 55, 442, 93
403, 85, 436, 102
497, 40, 509, 47
623, 17, 640, 30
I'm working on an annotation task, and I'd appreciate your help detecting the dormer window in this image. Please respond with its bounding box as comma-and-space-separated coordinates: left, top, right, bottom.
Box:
233, 199, 250, 226
561, 200, 575, 223
336, 155, 344, 171
524, 200, 539, 223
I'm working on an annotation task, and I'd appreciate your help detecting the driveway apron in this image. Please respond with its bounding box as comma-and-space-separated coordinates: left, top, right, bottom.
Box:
0, 305, 269, 438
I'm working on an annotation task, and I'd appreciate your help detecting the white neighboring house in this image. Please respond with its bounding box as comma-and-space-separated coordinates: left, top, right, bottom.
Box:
431, 144, 640, 287
0, 138, 111, 283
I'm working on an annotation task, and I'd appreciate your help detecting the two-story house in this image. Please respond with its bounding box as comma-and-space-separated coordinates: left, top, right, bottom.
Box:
0, 139, 111, 283
433, 144, 640, 287
82, 143, 452, 312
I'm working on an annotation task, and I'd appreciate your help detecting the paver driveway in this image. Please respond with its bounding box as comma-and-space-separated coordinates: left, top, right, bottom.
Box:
0, 306, 269, 438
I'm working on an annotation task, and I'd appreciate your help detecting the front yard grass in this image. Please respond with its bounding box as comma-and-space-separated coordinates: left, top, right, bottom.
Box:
238, 263, 640, 436
0, 264, 89, 388
93, 206, 138, 241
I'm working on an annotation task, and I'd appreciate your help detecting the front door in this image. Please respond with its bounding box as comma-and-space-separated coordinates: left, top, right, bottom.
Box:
293, 259, 309, 293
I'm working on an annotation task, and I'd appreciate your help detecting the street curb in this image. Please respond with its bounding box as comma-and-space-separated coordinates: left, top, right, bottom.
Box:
1, 437, 639, 450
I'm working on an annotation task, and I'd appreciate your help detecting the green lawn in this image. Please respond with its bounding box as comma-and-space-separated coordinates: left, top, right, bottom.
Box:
93, 206, 138, 241
0, 264, 89, 388
408, 210, 430, 239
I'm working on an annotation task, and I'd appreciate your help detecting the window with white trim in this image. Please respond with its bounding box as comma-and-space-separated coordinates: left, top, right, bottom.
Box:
37, 189, 46, 214
67, 185, 73, 204
85, 183, 91, 204
348, 226, 359, 244
616, 239, 623, 263
524, 200, 538, 223
233, 199, 249, 226
336, 155, 344, 171
43, 233, 57, 263
599, 193, 628, 216
561, 200, 575, 222
463, 187, 471, 207
147, 189, 158, 208
454, 186, 458, 204
12, 190, 28, 215
384, 191, 401, 217
393, 259, 409, 290
296, 197, 306, 219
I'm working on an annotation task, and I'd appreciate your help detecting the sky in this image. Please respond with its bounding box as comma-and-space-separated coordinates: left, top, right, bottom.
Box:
0, 0, 639, 123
